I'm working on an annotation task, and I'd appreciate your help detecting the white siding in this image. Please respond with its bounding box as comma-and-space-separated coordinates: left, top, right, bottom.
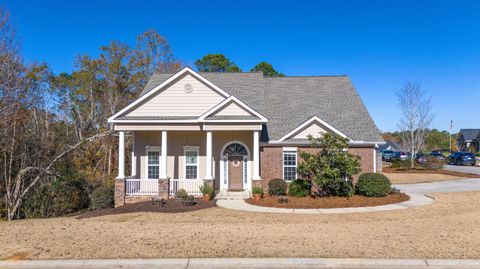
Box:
125, 74, 226, 117
291, 122, 327, 139
212, 101, 253, 116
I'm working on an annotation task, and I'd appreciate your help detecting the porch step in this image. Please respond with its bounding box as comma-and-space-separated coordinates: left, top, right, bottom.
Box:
215, 189, 251, 200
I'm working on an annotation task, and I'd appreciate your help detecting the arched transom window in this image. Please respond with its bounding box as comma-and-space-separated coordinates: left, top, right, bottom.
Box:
223, 143, 248, 156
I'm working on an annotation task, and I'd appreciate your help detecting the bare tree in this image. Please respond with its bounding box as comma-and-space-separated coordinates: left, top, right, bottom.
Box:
396, 81, 434, 167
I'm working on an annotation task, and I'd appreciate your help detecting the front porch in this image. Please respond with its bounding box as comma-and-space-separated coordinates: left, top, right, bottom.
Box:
114, 129, 262, 207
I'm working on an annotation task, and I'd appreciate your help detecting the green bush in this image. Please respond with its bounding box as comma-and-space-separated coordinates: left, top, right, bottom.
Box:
90, 185, 114, 210
327, 179, 355, 197
268, 178, 287, 195
252, 186, 264, 195
391, 160, 411, 169
356, 173, 391, 197
21, 174, 90, 218
297, 133, 361, 197
175, 188, 188, 199
288, 179, 311, 197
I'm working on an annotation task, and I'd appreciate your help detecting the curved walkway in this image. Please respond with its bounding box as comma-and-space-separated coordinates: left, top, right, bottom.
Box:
217, 178, 480, 214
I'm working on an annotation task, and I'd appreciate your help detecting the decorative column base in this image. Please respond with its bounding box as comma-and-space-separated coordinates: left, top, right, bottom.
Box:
252, 179, 263, 191
114, 178, 125, 208
158, 178, 170, 200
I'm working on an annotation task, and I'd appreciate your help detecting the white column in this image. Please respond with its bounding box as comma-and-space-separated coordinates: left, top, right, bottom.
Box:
205, 131, 213, 180
116, 131, 125, 179
131, 132, 136, 177
253, 130, 261, 180
160, 131, 168, 179
373, 146, 377, 173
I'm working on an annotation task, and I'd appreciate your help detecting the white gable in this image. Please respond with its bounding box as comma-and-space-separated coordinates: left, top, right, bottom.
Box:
125, 74, 226, 117
277, 116, 350, 142
291, 121, 327, 139
212, 101, 253, 117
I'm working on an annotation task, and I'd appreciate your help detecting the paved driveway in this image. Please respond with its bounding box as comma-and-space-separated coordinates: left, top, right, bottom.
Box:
443, 164, 480, 175
394, 178, 480, 194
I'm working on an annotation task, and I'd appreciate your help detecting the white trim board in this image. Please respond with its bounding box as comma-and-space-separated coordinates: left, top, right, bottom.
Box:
108, 67, 230, 123
198, 95, 268, 123
276, 116, 351, 142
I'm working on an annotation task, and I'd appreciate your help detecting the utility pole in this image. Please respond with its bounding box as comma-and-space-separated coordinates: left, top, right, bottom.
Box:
449, 120, 453, 154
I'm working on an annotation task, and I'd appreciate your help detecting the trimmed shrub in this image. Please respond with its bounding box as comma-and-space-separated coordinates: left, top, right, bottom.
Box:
390, 187, 401, 194
90, 185, 114, 209
356, 173, 391, 197
268, 178, 287, 195
288, 179, 311, 197
391, 160, 411, 169
175, 188, 188, 200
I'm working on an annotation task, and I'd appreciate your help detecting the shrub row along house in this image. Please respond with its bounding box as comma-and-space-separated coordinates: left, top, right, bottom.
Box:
108, 67, 384, 206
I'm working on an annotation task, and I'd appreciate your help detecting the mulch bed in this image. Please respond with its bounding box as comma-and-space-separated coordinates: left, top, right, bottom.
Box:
246, 193, 410, 209
383, 167, 479, 178
77, 199, 216, 219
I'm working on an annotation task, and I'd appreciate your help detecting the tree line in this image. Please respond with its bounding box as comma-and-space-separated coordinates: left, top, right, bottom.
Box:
0, 6, 284, 220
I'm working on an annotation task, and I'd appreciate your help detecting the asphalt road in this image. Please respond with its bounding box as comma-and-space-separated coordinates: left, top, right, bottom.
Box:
443, 164, 480, 175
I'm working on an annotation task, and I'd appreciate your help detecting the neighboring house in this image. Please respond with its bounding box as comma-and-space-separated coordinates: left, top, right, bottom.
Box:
108, 67, 384, 207
458, 129, 480, 153
378, 140, 402, 152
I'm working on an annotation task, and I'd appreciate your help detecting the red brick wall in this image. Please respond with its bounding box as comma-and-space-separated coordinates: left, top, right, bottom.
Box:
260, 146, 376, 187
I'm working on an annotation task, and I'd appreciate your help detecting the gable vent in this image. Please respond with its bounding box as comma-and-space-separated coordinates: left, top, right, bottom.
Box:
184, 83, 193, 93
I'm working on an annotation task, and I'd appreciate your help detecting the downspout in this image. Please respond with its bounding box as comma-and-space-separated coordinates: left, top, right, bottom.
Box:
373, 144, 378, 173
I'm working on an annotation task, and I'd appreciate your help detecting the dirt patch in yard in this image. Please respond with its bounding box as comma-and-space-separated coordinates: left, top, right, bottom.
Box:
2, 191, 480, 259
383, 166, 479, 178
246, 194, 409, 208
77, 199, 216, 219
383, 167, 479, 184
384, 172, 461, 184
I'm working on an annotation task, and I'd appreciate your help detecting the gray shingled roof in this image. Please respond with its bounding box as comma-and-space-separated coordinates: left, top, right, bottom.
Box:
459, 129, 480, 140
139, 72, 383, 142
116, 116, 197, 120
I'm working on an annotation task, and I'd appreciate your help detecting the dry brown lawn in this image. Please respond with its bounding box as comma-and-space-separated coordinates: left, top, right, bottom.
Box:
385, 172, 461, 184
1, 191, 480, 260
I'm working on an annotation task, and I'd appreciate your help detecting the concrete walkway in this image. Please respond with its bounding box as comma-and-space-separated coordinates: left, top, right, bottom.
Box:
217, 178, 480, 214
1, 258, 480, 269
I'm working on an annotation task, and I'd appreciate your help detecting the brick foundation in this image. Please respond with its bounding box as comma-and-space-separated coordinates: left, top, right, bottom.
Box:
125, 196, 153, 204
114, 178, 125, 208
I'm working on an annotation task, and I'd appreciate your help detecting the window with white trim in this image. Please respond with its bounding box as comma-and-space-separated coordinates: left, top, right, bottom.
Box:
184, 146, 199, 179
283, 150, 297, 181
146, 147, 160, 179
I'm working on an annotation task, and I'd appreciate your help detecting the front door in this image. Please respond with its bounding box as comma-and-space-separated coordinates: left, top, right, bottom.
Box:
228, 156, 243, 190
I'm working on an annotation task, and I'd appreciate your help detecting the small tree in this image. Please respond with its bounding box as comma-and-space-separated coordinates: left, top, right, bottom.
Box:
396, 81, 433, 168
297, 133, 361, 197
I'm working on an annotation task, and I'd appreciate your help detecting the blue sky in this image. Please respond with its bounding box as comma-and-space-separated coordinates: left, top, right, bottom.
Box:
4, 0, 480, 133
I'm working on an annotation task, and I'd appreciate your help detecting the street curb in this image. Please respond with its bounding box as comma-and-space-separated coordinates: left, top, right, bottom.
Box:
1, 258, 480, 269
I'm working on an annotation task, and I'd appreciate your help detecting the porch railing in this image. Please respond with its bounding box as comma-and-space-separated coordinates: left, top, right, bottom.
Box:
125, 179, 158, 196
125, 178, 202, 197
169, 179, 203, 197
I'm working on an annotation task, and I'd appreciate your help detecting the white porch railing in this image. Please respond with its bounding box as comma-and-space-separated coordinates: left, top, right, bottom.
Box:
169, 179, 203, 197
125, 179, 158, 196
